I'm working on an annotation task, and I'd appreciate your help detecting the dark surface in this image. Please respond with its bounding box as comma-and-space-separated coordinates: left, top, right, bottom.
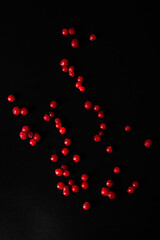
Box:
0, 2, 160, 240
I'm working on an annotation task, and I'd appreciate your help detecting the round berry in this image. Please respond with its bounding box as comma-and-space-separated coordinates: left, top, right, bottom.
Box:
56, 122, 62, 129
83, 202, 90, 210
125, 125, 131, 132
50, 101, 57, 109
81, 174, 88, 181
21, 108, 28, 116
61, 148, 69, 156
50, 154, 58, 162
81, 182, 89, 189
94, 105, 100, 111
127, 186, 135, 194
29, 139, 36, 146
63, 190, 70, 196
98, 111, 104, 118
69, 27, 76, 35
73, 154, 80, 163
89, 34, 96, 41
33, 133, 41, 142
84, 101, 92, 109
106, 180, 114, 188
61, 164, 68, 170
22, 125, 30, 132
55, 118, 61, 123
71, 39, 79, 48
113, 166, 120, 174
60, 59, 69, 67
100, 123, 107, 130
106, 146, 113, 153
8, 95, 15, 102
75, 82, 82, 88
144, 139, 152, 148
132, 181, 139, 188
72, 185, 79, 193
68, 179, 75, 186
59, 127, 66, 135
28, 131, 33, 138
69, 71, 75, 77
55, 168, 63, 176
64, 138, 71, 146
108, 191, 116, 199
68, 66, 75, 72
99, 131, 104, 137
79, 86, 85, 92
77, 76, 83, 83
13, 106, 21, 115
62, 66, 68, 72
57, 182, 65, 190
49, 111, 55, 118
62, 28, 68, 35
94, 134, 101, 142
63, 170, 70, 177
101, 187, 110, 196
43, 114, 50, 121
19, 131, 28, 140
63, 186, 69, 192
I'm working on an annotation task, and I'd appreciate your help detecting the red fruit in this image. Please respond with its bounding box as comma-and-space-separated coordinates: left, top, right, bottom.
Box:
62, 28, 68, 35
144, 139, 152, 148
72, 185, 79, 193
22, 125, 30, 132
64, 138, 71, 146
57, 182, 65, 190
21, 108, 28, 116
33, 133, 41, 142
81, 182, 89, 189
56, 122, 62, 129
61, 148, 69, 156
19, 131, 28, 140
49, 111, 55, 118
106, 180, 114, 188
77, 76, 83, 83
79, 86, 85, 92
8, 95, 15, 102
68, 179, 75, 186
50, 154, 58, 162
60, 59, 69, 67
132, 181, 139, 188
69, 71, 75, 77
127, 186, 135, 194
68, 66, 75, 72
100, 123, 107, 130
69, 27, 76, 35
98, 111, 104, 118
101, 187, 110, 196
63, 190, 70, 196
59, 127, 66, 135
55, 168, 63, 176
71, 39, 79, 48
55, 118, 61, 123
106, 146, 113, 153
108, 191, 116, 199
73, 154, 80, 163
89, 34, 96, 41
28, 131, 33, 138
75, 82, 82, 88
99, 131, 104, 137
62, 66, 68, 72
84, 101, 92, 109
29, 139, 36, 146
50, 101, 57, 108
13, 106, 21, 115
63, 186, 69, 192
94, 134, 101, 142
113, 166, 120, 174
94, 105, 100, 111
61, 164, 68, 170
81, 174, 88, 181
83, 202, 90, 210
63, 170, 70, 177
43, 114, 50, 121
125, 125, 131, 132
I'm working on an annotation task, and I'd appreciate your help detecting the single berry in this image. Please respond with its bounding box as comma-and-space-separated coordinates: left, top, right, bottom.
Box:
8, 95, 15, 102
64, 138, 71, 146
55, 118, 61, 123
13, 106, 21, 115
49, 111, 55, 118
60, 59, 69, 67
28, 131, 33, 138
61, 164, 68, 170
72, 185, 79, 193
21, 108, 28, 116
99, 131, 104, 137
127, 186, 135, 194
113, 166, 120, 174
73, 154, 80, 163
94, 134, 101, 142
125, 125, 131, 132
106, 146, 113, 153
100, 123, 107, 130
89, 34, 96, 41
68, 179, 75, 186
29, 139, 36, 146
56, 122, 62, 129
50, 154, 58, 162
63, 170, 70, 177
57, 182, 65, 190
59, 127, 66, 135
43, 114, 50, 121
108, 191, 116, 199
144, 139, 152, 148
61, 148, 69, 156
62, 28, 68, 35
33, 133, 41, 141
75, 82, 82, 88
22, 125, 30, 132
77, 76, 83, 82
81, 174, 88, 181
94, 105, 100, 111
50, 101, 57, 108
83, 202, 90, 210
68, 66, 75, 72
101, 187, 110, 196
79, 86, 85, 92
98, 111, 104, 118
63, 190, 70, 196
106, 180, 114, 188
81, 182, 89, 189
19, 131, 28, 140
71, 39, 79, 48
62, 66, 68, 72
84, 101, 92, 109
69, 27, 76, 35
132, 181, 139, 188
55, 168, 63, 176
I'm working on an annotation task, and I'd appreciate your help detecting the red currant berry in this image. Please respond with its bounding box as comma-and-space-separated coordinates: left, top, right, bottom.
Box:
22, 125, 30, 132
81, 174, 88, 181
63, 186, 69, 192
94, 134, 101, 142
106, 180, 114, 188
60, 59, 69, 67
71, 39, 79, 48
127, 186, 135, 194
98, 111, 104, 118
13, 106, 21, 115
89, 34, 96, 41
68, 66, 75, 72
81, 182, 89, 189
8, 95, 15, 102
62, 28, 68, 35
106, 146, 113, 153
50, 101, 57, 108
77, 76, 83, 83
94, 105, 100, 111
29, 139, 36, 146
64, 138, 71, 146
100, 123, 107, 130
59, 127, 66, 135
19, 131, 28, 140
55, 118, 61, 123
33, 133, 41, 142
50, 154, 58, 162
101, 187, 110, 196
99, 131, 104, 137
49, 111, 55, 118
68, 179, 75, 186
55, 168, 63, 176
132, 181, 139, 188
62, 66, 68, 72
61, 148, 69, 156
28, 131, 33, 138
113, 166, 120, 174
57, 182, 65, 190
61, 164, 68, 170
79, 86, 85, 92
144, 139, 152, 148
69, 27, 76, 35
72, 185, 79, 193
21, 108, 28, 116
63, 170, 70, 177
83, 202, 90, 210
125, 125, 131, 132
55, 122, 62, 129
108, 191, 116, 199
84, 101, 92, 109
63, 190, 70, 196
43, 114, 50, 121
69, 71, 75, 77
73, 154, 80, 163
75, 82, 82, 88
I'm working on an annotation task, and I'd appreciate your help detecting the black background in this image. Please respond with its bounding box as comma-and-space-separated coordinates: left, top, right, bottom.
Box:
1, 1, 160, 240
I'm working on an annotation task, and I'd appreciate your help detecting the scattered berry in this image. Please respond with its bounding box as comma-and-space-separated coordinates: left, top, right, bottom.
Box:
29, 139, 36, 146
127, 186, 135, 194
8, 95, 15, 102
81, 182, 89, 189
83, 202, 90, 210
55, 168, 63, 176
69, 27, 76, 35
50, 101, 57, 108
21, 108, 28, 116
33, 133, 41, 142
61, 148, 69, 156
84, 101, 92, 109
62, 28, 68, 35
50, 154, 58, 162
72, 185, 79, 193
43, 114, 50, 121
89, 34, 96, 41
71, 39, 79, 48
144, 139, 152, 148
113, 166, 120, 174
106, 180, 114, 188
73, 154, 80, 163
81, 174, 88, 181
64, 138, 71, 146
13, 107, 21, 115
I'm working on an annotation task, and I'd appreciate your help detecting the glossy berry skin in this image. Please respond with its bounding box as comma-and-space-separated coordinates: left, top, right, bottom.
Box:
144, 139, 152, 148
21, 108, 28, 116
63, 190, 70, 196
57, 182, 65, 190
84, 101, 92, 109
71, 39, 79, 48
63, 170, 70, 177
22, 125, 30, 132
72, 185, 79, 193
106, 146, 113, 153
29, 139, 36, 146
28, 131, 33, 138
132, 181, 139, 188
50, 154, 58, 162
94, 105, 100, 111
68, 66, 75, 72
13, 106, 21, 115
127, 186, 135, 194
61, 148, 69, 156
83, 202, 90, 210
43, 114, 50, 121
60, 59, 69, 67
62, 28, 68, 35
125, 125, 131, 132
77, 76, 83, 83
113, 166, 120, 174
55, 168, 63, 176
99, 131, 104, 137
55, 118, 61, 123
33, 133, 41, 141
69, 71, 75, 77
62, 66, 68, 72
89, 34, 96, 41
94, 134, 101, 142
75, 82, 82, 88
63, 186, 69, 192
56, 122, 62, 129
100, 123, 107, 130
101, 187, 110, 196
19, 131, 28, 140
49, 111, 55, 118
79, 86, 85, 92
73, 154, 80, 163
8, 95, 15, 102
64, 138, 71, 146
106, 180, 114, 188
98, 111, 104, 118
81, 174, 88, 181
59, 127, 66, 135
61, 164, 68, 170
108, 191, 116, 199
50, 101, 57, 108
81, 182, 89, 189
68, 179, 75, 186
69, 27, 76, 35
